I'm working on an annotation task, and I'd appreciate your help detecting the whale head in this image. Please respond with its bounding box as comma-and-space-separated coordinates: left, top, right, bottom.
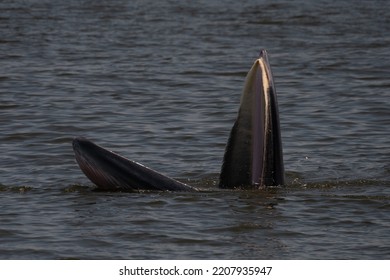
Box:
219, 50, 285, 188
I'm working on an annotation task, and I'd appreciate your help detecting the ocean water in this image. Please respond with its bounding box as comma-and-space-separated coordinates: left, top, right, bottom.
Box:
0, 0, 389, 259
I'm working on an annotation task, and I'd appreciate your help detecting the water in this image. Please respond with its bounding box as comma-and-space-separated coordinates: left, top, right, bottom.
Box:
0, 0, 389, 259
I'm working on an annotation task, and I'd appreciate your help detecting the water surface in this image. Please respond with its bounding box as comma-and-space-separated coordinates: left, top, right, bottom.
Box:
0, 0, 389, 259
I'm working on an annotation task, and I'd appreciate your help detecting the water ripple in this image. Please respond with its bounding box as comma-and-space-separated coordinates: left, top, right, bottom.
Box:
0, 0, 389, 259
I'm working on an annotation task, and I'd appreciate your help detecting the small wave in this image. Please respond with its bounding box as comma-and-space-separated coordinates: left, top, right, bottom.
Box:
0, 184, 32, 193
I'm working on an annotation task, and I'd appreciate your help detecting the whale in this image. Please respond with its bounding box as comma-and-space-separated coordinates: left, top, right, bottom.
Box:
72, 137, 196, 191
72, 49, 284, 191
219, 50, 285, 188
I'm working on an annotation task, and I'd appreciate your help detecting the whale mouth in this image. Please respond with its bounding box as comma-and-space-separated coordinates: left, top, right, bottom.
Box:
72, 49, 284, 191
219, 50, 284, 188
72, 137, 132, 190
73, 137, 195, 192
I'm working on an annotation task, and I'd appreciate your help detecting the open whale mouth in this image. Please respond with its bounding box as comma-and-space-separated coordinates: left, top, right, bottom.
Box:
73, 50, 284, 191
73, 137, 195, 192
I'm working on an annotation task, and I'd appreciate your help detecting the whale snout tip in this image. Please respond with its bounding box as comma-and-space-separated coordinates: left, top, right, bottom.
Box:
72, 136, 90, 151
72, 136, 82, 146
73, 136, 90, 143
259, 49, 267, 57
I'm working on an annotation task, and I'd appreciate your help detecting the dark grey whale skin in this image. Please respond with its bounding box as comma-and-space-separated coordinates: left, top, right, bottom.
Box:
219, 50, 285, 189
73, 137, 196, 191
72, 50, 284, 191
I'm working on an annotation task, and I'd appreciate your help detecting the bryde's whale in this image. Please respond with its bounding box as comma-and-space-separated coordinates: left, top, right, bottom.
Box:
219, 50, 284, 188
73, 50, 284, 191
72, 138, 196, 191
